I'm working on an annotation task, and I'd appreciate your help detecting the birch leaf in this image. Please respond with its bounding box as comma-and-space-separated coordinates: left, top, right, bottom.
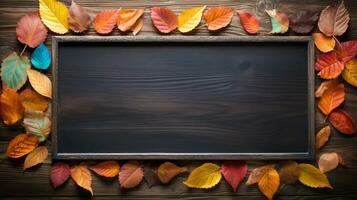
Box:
71, 163, 93, 195
20, 88, 49, 111
31, 43, 51, 70
318, 152, 342, 173
236, 10, 260, 34
157, 162, 185, 184
0, 87, 24, 125
178, 6, 206, 33
342, 58, 357, 87
16, 12, 48, 48
68, 0, 90, 33
315, 79, 339, 98
221, 160, 247, 192
312, 33, 335, 53
151, 7, 178, 33
318, 82, 345, 115
39, 0, 69, 34
258, 168, 280, 200
119, 161, 144, 189
246, 164, 275, 185
289, 10, 319, 34
1, 52, 30, 91
51, 162, 71, 188
92, 9, 120, 35
117, 9, 144, 32
266, 9, 289, 34
23, 109, 51, 142
27, 68, 52, 98
298, 164, 332, 188
329, 109, 357, 135
130, 18, 143, 35
279, 161, 299, 184
315, 126, 331, 150
203, 7, 234, 31
184, 163, 221, 189
6, 133, 39, 158
90, 161, 120, 178
23, 146, 48, 170
315, 52, 344, 79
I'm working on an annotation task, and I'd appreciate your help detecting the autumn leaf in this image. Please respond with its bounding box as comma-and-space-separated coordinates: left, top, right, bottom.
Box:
312, 33, 336, 53
119, 161, 144, 189
68, 0, 91, 33
23, 146, 48, 170
51, 162, 71, 188
318, 82, 345, 115
298, 164, 332, 188
221, 160, 247, 192
184, 163, 221, 189
289, 10, 319, 34
236, 10, 260, 34
315, 79, 339, 98
318, 0, 349, 37
71, 163, 93, 195
342, 58, 357, 87
203, 7, 234, 31
93, 9, 120, 35
178, 6, 206, 33
23, 109, 51, 142
315, 52, 344, 79
6, 133, 39, 158
143, 163, 160, 188
337, 40, 357, 64
279, 161, 299, 184
0, 87, 24, 125
329, 109, 357, 135
90, 161, 120, 178
315, 126, 331, 150
157, 162, 185, 184
27, 68, 52, 98
130, 18, 143, 36
31, 43, 51, 70
258, 168, 280, 200
1, 52, 30, 91
117, 9, 144, 32
266, 9, 289, 34
39, 0, 69, 34
151, 7, 178, 33
16, 12, 48, 48
318, 152, 343, 173
246, 164, 275, 185
20, 88, 49, 112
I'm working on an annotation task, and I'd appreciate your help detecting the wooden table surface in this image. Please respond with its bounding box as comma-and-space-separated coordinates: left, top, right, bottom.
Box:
1, 0, 357, 199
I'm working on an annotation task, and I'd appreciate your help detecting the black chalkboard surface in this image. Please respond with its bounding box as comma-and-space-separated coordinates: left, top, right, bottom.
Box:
52, 36, 314, 160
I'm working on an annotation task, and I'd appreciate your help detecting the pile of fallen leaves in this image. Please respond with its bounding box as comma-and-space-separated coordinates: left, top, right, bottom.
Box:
1, 0, 357, 199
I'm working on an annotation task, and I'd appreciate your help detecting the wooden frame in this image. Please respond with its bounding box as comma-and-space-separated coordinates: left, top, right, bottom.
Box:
52, 36, 315, 160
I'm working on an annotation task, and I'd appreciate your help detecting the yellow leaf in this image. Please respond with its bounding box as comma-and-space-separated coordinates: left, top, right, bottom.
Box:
27, 69, 52, 99
183, 163, 221, 189
298, 164, 332, 188
178, 6, 206, 33
39, 0, 69, 34
71, 163, 93, 195
342, 58, 357, 87
258, 168, 280, 200
23, 146, 48, 170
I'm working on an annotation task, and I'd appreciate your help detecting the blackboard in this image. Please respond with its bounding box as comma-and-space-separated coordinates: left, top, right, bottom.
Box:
52, 36, 315, 160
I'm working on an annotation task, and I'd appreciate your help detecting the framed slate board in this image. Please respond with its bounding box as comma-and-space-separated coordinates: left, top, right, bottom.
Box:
52, 36, 315, 160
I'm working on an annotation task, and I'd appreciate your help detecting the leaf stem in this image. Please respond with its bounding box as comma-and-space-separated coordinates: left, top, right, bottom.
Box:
333, 36, 342, 51
20, 44, 27, 56
323, 114, 329, 124
196, 23, 207, 30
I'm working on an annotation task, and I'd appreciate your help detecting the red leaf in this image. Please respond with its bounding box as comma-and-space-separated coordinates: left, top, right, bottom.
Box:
119, 161, 144, 189
329, 109, 357, 135
51, 162, 71, 188
151, 7, 178, 33
221, 160, 247, 192
337, 40, 357, 63
315, 52, 344, 79
16, 12, 48, 48
92, 9, 120, 34
236, 10, 259, 34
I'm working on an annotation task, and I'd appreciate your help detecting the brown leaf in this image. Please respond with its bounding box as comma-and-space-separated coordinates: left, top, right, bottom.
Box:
19, 88, 49, 111
315, 126, 331, 150
0, 87, 24, 125
157, 162, 185, 184
246, 164, 275, 185
329, 109, 357, 135
143, 162, 160, 188
23, 146, 48, 170
68, 0, 91, 33
289, 10, 319, 34
315, 79, 339, 98
90, 161, 120, 177
71, 163, 93, 195
119, 161, 144, 189
318, 152, 342, 173
117, 9, 144, 32
279, 161, 299, 184
6, 133, 39, 158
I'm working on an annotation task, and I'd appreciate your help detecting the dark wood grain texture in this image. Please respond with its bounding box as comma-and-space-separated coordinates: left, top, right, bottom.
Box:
0, 0, 357, 199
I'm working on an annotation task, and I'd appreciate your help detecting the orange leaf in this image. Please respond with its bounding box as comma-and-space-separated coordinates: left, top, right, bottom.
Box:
203, 7, 234, 31
312, 32, 336, 53
318, 82, 345, 115
236, 10, 259, 34
6, 133, 39, 158
19, 88, 49, 111
26, 68, 52, 99
329, 109, 357, 135
318, 152, 342, 173
68, 0, 91, 33
151, 7, 178, 33
71, 163, 93, 195
315, 52, 344, 79
157, 162, 185, 184
93, 9, 120, 34
16, 12, 48, 48
0, 87, 24, 125
337, 40, 357, 63
90, 161, 120, 177
258, 168, 280, 200
315, 126, 331, 150
23, 146, 48, 170
246, 164, 275, 185
315, 79, 339, 98
119, 161, 144, 189
117, 9, 144, 32
130, 18, 143, 36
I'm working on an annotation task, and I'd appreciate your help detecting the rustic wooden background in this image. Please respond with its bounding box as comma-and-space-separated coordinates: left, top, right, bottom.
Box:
1, 0, 357, 199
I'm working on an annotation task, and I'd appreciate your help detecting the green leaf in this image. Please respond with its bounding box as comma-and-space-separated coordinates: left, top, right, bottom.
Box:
23, 109, 51, 142
1, 52, 30, 90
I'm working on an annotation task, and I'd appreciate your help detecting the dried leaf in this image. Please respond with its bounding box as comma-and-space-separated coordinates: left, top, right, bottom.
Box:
315, 79, 339, 98
16, 12, 47, 48
1, 52, 30, 91
23, 146, 48, 170
27, 68, 52, 99
246, 164, 275, 185
318, 0, 349, 37
289, 10, 319, 34
117, 9, 144, 32
315, 126, 331, 150
312, 33, 335, 53
23, 109, 51, 142
258, 168, 280, 200
298, 163, 332, 188
329, 109, 357, 135
119, 161, 144, 189
143, 162, 160, 188
157, 162, 185, 184
184, 163, 221, 189
315, 51, 344, 79
151, 7, 178, 33
342, 58, 357, 87
221, 160, 247, 192
93, 9, 120, 35
31, 43, 51, 70
266, 9, 289, 34
90, 161, 120, 178
178, 6, 206, 33
318, 152, 341, 173
0, 87, 24, 125
279, 161, 299, 184
318, 82, 345, 115
51, 162, 71, 188
20, 88, 49, 112
39, 0, 69, 34
203, 7, 234, 31
236, 10, 259, 34
71, 163, 93, 195
68, 0, 90, 33
130, 18, 143, 35
6, 133, 39, 158
337, 40, 357, 63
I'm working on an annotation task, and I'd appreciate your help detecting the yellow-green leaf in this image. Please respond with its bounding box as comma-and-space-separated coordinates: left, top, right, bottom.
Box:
178, 6, 206, 33
342, 58, 357, 87
298, 164, 332, 189
183, 163, 221, 189
258, 168, 280, 200
39, 0, 69, 34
